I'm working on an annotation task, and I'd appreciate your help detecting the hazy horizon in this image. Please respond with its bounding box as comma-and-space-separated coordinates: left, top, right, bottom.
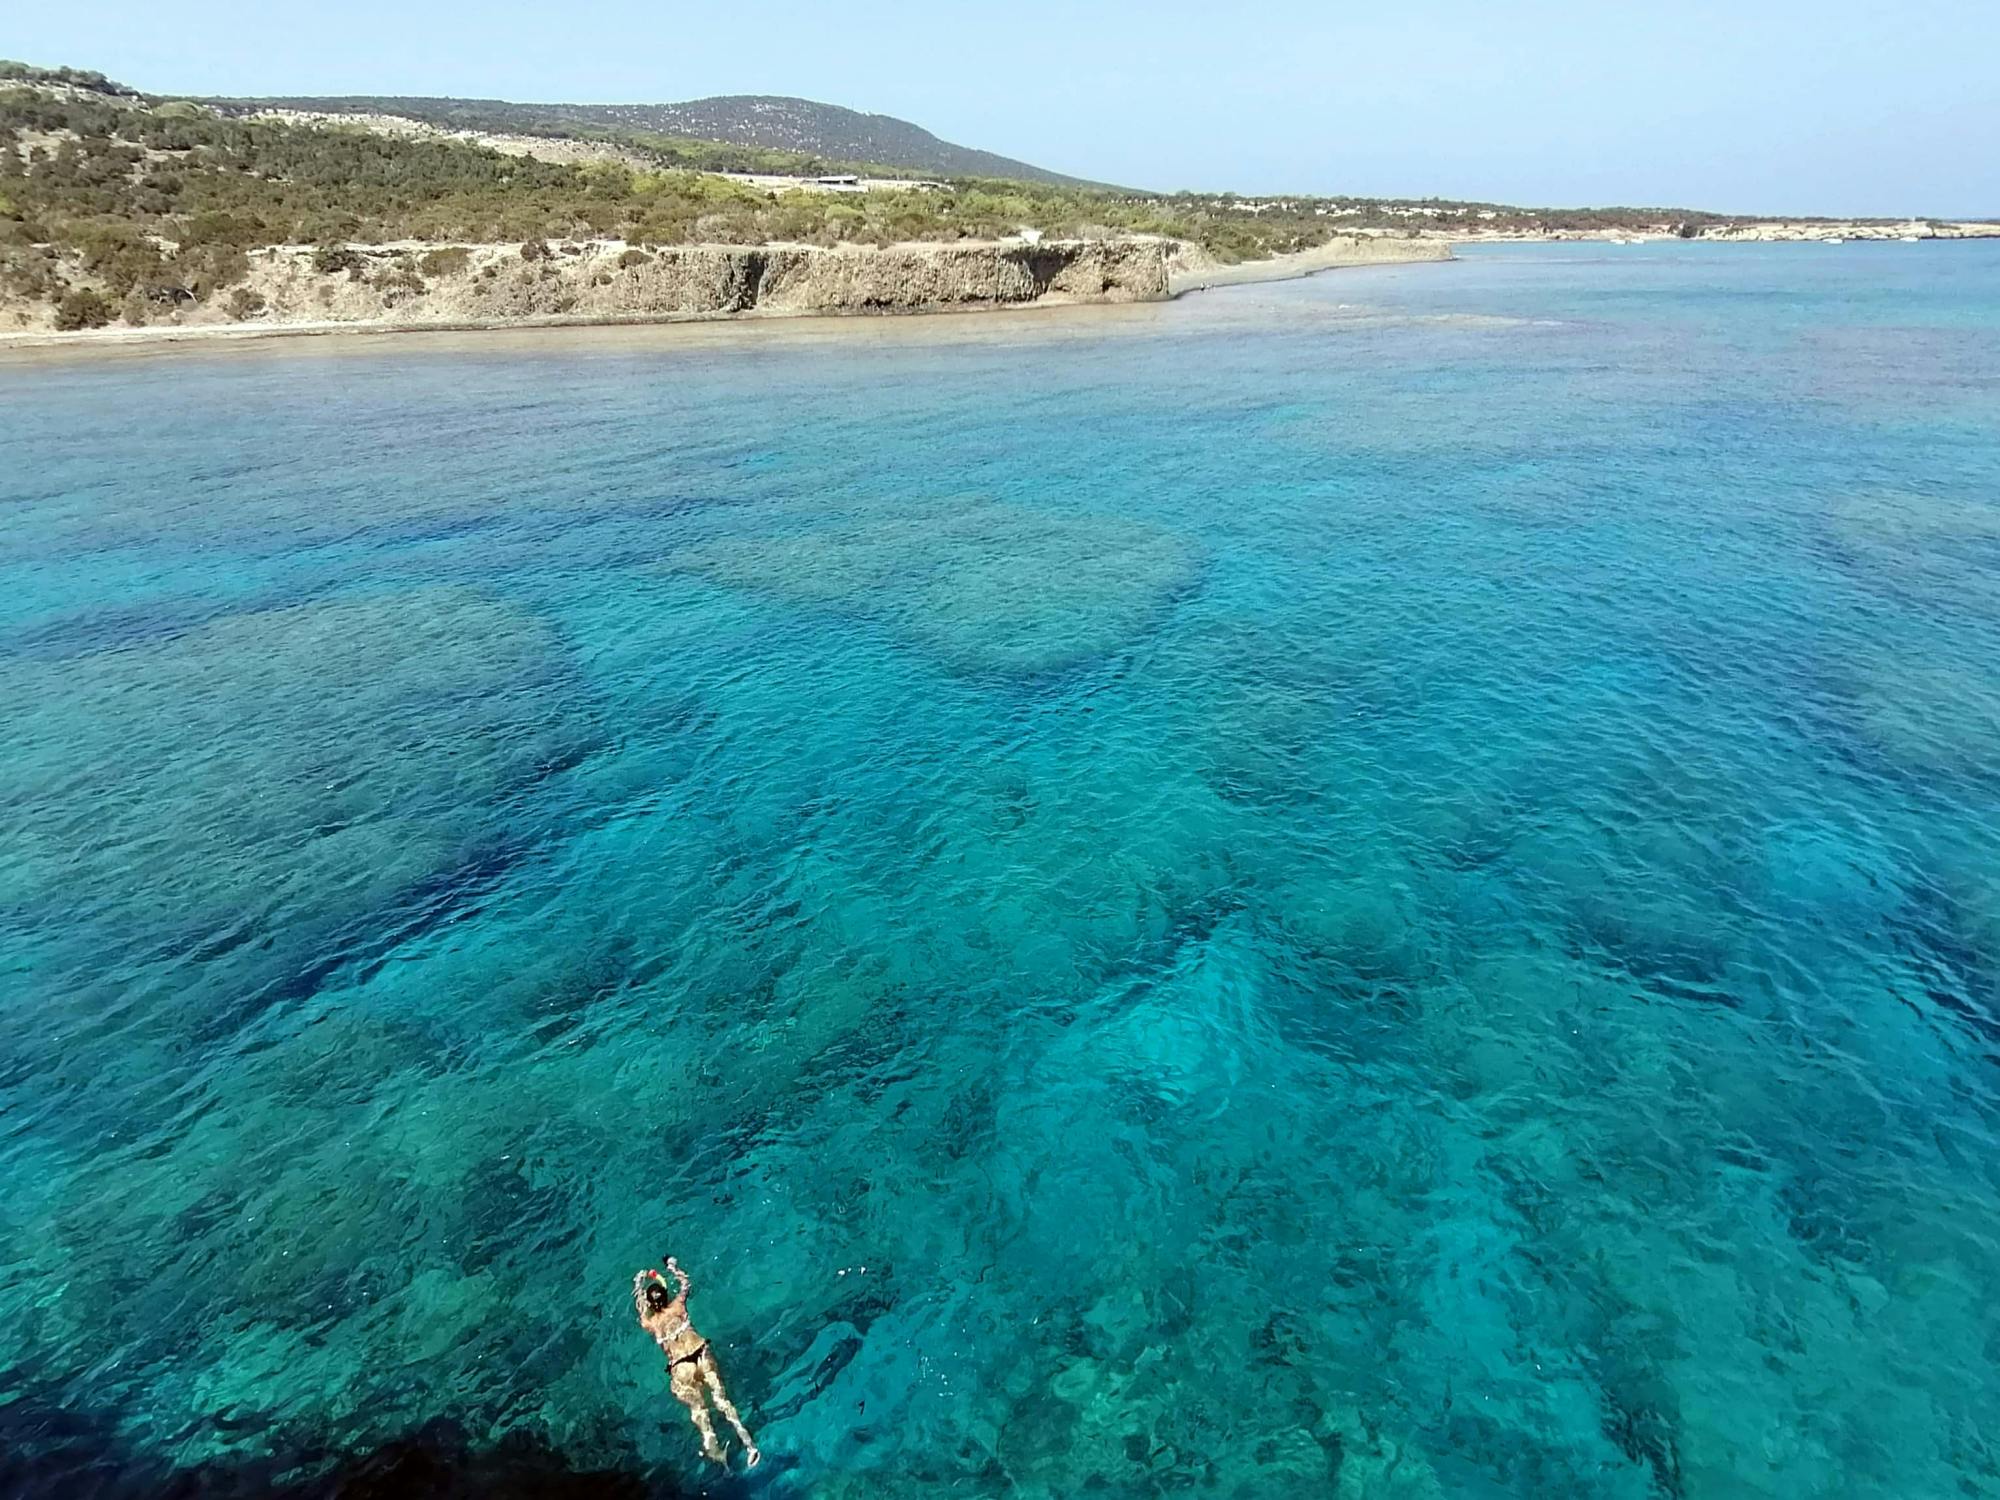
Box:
9, 0, 1997, 217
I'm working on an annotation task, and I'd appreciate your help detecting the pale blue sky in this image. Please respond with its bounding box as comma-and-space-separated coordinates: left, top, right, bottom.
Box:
10, 1, 1996, 215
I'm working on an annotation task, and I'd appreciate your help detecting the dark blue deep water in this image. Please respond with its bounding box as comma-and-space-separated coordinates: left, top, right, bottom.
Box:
3, 242, 1999, 1498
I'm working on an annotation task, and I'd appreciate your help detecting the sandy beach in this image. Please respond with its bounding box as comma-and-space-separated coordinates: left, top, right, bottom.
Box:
0, 293, 1227, 363
1168, 236, 1453, 295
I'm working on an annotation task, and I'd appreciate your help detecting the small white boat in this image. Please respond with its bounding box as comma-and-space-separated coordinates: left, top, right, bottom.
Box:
1901, 234, 1921, 242
1827, 237, 1847, 245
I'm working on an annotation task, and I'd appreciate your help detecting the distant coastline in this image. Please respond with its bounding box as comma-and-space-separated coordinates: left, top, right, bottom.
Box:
1450, 220, 2000, 245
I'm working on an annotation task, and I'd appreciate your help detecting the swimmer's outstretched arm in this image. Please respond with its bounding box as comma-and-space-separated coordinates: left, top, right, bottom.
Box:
665, 1256, 692, 1297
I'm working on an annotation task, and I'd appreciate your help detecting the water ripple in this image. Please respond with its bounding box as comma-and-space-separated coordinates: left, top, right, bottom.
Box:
3, 244, 2000, 1498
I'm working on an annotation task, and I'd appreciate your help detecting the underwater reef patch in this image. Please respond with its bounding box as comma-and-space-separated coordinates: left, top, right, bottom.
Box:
672, 497, 1202, 675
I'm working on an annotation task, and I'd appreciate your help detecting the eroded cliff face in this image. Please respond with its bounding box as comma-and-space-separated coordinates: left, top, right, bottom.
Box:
46, 239, 1172, 334
3, 234, 1468, 338
752, 240, 1171, 312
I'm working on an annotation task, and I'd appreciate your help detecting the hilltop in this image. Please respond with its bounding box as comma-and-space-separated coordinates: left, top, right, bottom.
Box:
202, 91, 1091, 186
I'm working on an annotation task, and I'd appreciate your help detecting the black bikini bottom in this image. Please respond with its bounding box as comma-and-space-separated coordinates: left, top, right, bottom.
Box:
669, 1342, 709, 1370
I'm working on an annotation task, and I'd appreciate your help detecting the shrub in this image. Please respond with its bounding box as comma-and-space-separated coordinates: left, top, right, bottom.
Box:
71, 224, 166, 296
312, 243, 363, 274
53, 286, 113, 330
519, 238, 550, 261
616, 247, 652, 268
174, 242, 249, 295
374, 264, 426, 300
140, 277, 193, 307
183, 210, 267, 248
0, 243, 59, 300
418, 245, 471, 277
226, 286, 266, 319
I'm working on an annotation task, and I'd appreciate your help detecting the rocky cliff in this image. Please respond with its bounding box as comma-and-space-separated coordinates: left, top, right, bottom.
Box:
2, 234, 1477, 342
11, 239, 1171, 336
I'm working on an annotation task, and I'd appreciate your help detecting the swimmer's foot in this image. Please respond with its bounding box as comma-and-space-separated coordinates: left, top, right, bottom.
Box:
701, 1437, 727, 1465
743, 1445, 762, 1469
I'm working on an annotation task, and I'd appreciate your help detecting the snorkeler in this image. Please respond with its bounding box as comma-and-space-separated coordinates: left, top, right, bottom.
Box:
633, 1257, 761, 1469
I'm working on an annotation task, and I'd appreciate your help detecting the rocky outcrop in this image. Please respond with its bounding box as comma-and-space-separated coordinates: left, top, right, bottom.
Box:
149, 239, 1170, 335
4, 235, 1471, 341
754, 240, 1171, 312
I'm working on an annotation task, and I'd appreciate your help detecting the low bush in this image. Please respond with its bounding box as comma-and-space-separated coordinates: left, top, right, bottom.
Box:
375, 257, 426, 292
311, 243, 363, 274
53, 286, 113, 329
175, 242, 249, 294
418, 245, 471, 276
71, 223, 165, 296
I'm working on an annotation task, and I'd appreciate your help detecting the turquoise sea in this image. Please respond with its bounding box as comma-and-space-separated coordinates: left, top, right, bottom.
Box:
3, 241, 1999, 1499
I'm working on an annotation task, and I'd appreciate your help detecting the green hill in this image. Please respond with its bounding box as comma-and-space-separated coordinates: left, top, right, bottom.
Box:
200, 92, 1090, 186
3, 56, 1754, 336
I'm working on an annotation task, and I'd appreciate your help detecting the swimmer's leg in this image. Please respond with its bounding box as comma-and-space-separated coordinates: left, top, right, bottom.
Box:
670, 1359, 726, 1464
700, 1350, 760, 1467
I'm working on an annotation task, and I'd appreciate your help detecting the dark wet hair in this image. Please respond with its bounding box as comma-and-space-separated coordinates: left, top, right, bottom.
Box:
645, 1281, 672, 1311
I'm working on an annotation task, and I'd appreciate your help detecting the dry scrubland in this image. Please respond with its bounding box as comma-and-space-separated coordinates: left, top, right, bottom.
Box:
0, 69, 1454, 336
11, 59, 1982, 342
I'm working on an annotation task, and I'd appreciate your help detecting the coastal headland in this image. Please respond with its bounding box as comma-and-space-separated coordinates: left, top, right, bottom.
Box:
5, 61, 1990, 350
0, 235, 1455, 350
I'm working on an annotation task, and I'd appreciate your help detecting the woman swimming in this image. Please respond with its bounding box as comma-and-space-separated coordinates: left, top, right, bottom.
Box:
633, 1257, 761, 1468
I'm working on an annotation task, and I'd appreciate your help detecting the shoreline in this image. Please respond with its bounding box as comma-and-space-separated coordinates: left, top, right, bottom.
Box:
0, 238, 1453, 357
1168, 237, 1452, 295
0, 297, 1173, 359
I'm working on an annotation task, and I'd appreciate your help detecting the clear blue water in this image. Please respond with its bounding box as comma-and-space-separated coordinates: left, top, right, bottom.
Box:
4, 242, 1999, 1499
